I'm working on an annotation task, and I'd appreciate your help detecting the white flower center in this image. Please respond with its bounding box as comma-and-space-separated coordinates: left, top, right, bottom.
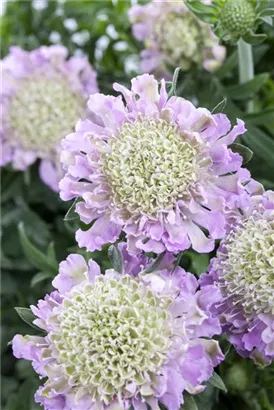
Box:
218, 217, 274, 316
153, 12, 202, 70
8, 73, 85, 155
104, 118, 199, 217
49, 275, 172, 403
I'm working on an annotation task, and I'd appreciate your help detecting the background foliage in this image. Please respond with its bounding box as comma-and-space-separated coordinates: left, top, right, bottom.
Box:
1, 1, 274, 409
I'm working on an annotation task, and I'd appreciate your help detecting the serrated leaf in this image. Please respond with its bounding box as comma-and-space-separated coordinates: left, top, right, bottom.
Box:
181, 393, 198, 410
108, 244, 123, 273
225, 73, 269, 99
208, 372, 227, 393
18, 223, 58, 274
230, 143, 253, 164
15, 308, 40, 331
31, 271, 53, 287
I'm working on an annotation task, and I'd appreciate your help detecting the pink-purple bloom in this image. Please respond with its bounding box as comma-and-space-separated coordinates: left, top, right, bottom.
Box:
128, 1, 226, 77
12, 251, 224, 410
60, 73, 251, 255
1, 45, 98, 191
200, 190, 274, 366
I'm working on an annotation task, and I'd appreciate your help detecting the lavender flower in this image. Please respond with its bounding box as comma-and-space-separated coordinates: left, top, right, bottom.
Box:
128, 1, 226, 76
60, 74, 251, 255
1, 46, 98, 191
200, 191, 274, 366
12, 251, 224, 410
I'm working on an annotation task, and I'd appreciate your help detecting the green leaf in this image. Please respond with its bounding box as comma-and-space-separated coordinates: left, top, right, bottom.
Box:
14, 307, 40, 331
215, 51, 238, 79
257, 7, 274, 18
242, 127, 274, 167
225, 73, 270, 100
108, 244, 123, 273
18, 222, 58, 274
31, 271, 53, 287
64, 197, 81, 221
211, 98, 227, 114
181, 393, 198, 410
208, 372, 227, 393
168, 67, 181, 97
243, 107, 274, 127
184, 0, 218, 23
243, 31, 267, 45
142, 251, 166, 274
230, 143, 253, 164
47, 242, 57, 262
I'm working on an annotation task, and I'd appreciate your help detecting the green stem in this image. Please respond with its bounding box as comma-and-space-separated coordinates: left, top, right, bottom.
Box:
237, 38, 254, 112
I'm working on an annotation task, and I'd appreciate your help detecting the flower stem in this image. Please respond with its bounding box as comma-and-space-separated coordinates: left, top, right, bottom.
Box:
237, 38, 254, 112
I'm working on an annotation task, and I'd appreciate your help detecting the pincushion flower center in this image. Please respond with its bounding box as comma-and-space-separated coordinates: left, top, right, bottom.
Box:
153, 13, 202, 69
104, 118, 198, 217
220, 217, 274, 316
8, 73, 85, 155
50, 275, 172, 403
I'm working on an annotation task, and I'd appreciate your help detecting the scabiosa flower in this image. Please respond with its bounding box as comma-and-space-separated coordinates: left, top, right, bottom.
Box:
60, 74, 251, 255
200, 191, 274, 366
1, 45, 98, 191
12, 251, 224, 410
128, 1, 226, 76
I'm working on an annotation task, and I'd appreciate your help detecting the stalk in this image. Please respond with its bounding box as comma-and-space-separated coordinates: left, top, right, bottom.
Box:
237, 38, 254, 112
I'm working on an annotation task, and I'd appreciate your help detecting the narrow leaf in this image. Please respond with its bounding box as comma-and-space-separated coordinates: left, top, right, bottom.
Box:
18, 223, 58, 274
64, 198, 80, 221
211, 98, 227, 114
181, 393, 198, 410
31, 271, 53, 287
168, 67, 181, 97
47, 242, 57, 263
242, 127, 274, 167
108, 244, 123, 273
230, 143, 253, 164
225, 73, 269, 100
15, 308, 40, 331
208, 372, 227, 392
216, 51, 238, 79
142, 251, 166, 274
243, 107, 274, 127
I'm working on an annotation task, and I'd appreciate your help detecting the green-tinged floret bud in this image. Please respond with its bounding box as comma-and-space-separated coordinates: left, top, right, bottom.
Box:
220, 0, 256, 37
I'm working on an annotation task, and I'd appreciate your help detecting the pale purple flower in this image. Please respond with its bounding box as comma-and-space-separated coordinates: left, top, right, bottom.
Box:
200, 191, 274, 366
128, 1, 226, 77
60, 74, 252, 255
1, 45, 98, 191
12, 251, 224, 410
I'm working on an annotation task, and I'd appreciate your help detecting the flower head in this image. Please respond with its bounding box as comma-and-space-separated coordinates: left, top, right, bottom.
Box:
12, 251, 224, 410
1, 46, 98, 191
220, 0, 256, 37
200, 191, 274, 366
128, 1, 226, 76
60, 74, 251, 255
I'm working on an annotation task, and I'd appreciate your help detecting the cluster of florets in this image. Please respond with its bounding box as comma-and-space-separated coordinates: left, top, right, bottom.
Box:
13, 250, 224, 410
128, 0, 226, 76
60, 73, 250, 256
8, 26, 274, 410
1, 45, 98, 191
201, 191, 274, 366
